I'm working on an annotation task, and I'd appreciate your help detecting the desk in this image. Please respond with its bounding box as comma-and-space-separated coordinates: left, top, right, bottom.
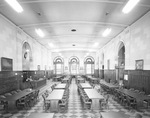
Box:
84, 89, 104, 110
54, 84, 67, 89
46, 89, 64, 112
0, 89, 34, 112
80, 83, 92, 89
101, 111, 128, 118
26, 113, 54, 118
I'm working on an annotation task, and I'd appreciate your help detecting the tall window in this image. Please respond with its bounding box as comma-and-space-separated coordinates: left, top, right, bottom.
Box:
69, 57, 79, 75
54, 57, 64, 75
22, 42, 32, 70
84, 57, 94, 75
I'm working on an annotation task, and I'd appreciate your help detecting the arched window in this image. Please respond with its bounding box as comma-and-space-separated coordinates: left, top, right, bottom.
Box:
69, 56, 79, 75
84, 57, 94, 75
53, 57, 64, 75
22, 42, 32, 70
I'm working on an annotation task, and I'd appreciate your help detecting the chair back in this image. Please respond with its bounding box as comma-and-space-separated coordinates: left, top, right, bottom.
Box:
135, 113, 142, 118
0, 95, 6, 98
11, 91, 18, 95
4, 93, 12, 97
16, 89, 22, 92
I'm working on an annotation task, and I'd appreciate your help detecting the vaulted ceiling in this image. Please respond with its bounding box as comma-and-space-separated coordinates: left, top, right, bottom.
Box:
0, 0, 150, 52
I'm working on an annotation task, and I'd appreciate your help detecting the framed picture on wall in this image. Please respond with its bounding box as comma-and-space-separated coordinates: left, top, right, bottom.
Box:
135, 59, 144, 70
1, 57, 13, 71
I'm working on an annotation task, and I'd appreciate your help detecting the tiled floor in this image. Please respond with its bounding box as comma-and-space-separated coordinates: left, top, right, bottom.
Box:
0, 78, 150, 118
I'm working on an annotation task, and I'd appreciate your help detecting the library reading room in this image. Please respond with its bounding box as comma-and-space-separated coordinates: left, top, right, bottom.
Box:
0, 0, 150, 118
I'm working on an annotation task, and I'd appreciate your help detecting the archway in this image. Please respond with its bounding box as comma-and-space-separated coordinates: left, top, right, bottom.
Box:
53, 56, 64, 75
22, 42, 32, 70
116, 41, 125, 85
101, 53, 104, 79
84, 56, 95, 75
69, 56, 79, 75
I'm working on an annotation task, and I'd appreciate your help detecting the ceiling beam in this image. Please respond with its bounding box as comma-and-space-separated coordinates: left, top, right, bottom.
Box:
34, 34, 113, 39
50, 47, 97, 52
19, 21, 128, 28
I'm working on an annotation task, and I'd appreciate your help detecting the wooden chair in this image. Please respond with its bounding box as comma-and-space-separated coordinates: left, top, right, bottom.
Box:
42, 94, 50, 111
11, 91, 18, 95
121, 93, 128, 106
83, 97, 91, 110
16, 89, 22, 92
59, 99, 68, 112
129, 88, 134, 91
16, 97, 29, 110
0, 96, 8, 111
139, 91, 145, 95
135, 113, 142, 118
0, 95, 6, 98
4, 93, 12, 97
134, 90, 140, 93
101, 94, 109, 109
127, 96, 137, 110
143, 94, 150, 109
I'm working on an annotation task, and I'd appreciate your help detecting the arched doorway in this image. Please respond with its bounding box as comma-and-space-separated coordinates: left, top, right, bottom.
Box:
53, 57, 64, 75
101, 53, 104, 79
22, 42, 32, 70
69, 56, 79, 75
116, 42, 125, 84
84, 56, 94, 75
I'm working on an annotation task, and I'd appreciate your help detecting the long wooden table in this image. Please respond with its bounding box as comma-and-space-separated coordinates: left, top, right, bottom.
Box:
62, 78, 70, 83
46, 89, 64, 112
0, 89, 35, 111
31, 78, 46, 89
84, 89, 104, 110
54, 83, 67, 89
53, 76, 64, 81
26, 113, 54, 118
116, 89, 150, 103
101, 111, 128, 118
100, 80, 119, 89
89, 77, 99, 84
80, 83, 92, 89
77, 77, 85, 83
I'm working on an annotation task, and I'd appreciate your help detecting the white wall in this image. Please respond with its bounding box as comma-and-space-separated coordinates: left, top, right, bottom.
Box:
97, 11, 150, 70
52, 51, 96, 74
0, 14, 52, 71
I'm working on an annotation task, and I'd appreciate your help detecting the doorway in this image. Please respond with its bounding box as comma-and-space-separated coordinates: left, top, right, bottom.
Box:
116, 42, 125, 84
